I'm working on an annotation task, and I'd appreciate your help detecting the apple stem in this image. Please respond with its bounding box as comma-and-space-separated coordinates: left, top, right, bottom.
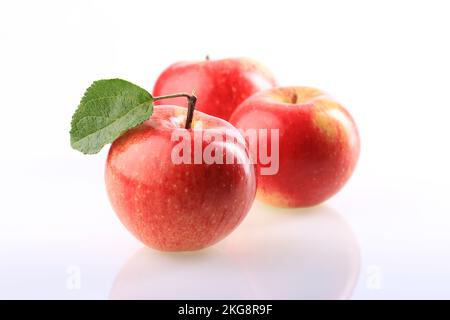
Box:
291, 92, 298, 104
153, 92, 197, 129
185, 94, 197, 129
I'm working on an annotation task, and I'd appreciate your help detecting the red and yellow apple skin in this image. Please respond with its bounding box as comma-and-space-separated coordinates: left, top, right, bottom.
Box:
105, 105, 256, 251
229, 87, 360, 208
153, 58, 276, 121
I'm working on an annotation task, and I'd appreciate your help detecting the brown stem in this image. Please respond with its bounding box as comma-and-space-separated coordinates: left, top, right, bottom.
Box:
153, 92, 197, 129
185, 95, 197, 129
291, 92, 298, 104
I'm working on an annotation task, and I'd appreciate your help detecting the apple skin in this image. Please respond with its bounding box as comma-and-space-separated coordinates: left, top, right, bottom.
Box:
153, 58, 276, 121
229, 87, 360, 208
105, 105, 256, 251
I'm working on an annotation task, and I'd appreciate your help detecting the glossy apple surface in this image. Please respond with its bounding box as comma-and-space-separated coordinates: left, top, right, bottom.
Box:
105, 105, 256, 251
153, 57, 276, 120
229, 87, 360, 208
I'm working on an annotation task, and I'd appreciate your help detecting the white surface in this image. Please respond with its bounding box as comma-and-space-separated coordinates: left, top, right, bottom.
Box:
1, 0, 450, 299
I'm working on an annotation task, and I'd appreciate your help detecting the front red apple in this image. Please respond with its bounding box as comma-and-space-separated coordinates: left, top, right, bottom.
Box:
105, 105, 256, 251
153, 57, 276, 120
229, 87, 360, 208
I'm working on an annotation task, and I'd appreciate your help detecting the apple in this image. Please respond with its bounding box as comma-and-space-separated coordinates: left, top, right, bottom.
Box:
153, 57, 276, 120
229, 87, 360, 208
105, 104, 256, 251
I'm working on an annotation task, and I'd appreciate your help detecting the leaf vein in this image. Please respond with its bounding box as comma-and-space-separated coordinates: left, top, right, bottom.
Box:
72, 100, 151, 144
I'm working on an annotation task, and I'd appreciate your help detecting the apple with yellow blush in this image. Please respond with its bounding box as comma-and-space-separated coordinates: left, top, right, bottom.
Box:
229, 87, 360, 208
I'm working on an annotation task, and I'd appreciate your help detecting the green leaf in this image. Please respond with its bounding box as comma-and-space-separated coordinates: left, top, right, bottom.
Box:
70, 79, 153, 154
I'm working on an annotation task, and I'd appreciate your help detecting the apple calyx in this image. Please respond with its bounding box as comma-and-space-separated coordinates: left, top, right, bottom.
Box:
154, 92, 197, 129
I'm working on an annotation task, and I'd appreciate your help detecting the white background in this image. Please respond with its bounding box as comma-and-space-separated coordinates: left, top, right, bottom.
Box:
0, 0, 449, 299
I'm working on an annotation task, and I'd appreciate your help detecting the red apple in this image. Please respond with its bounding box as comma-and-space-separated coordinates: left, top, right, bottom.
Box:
153, 57, 276, 120
229, 87, 360, 208
105, 105, 256, 251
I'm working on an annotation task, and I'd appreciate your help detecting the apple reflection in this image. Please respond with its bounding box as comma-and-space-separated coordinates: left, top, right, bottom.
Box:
109, 201, 360, 299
